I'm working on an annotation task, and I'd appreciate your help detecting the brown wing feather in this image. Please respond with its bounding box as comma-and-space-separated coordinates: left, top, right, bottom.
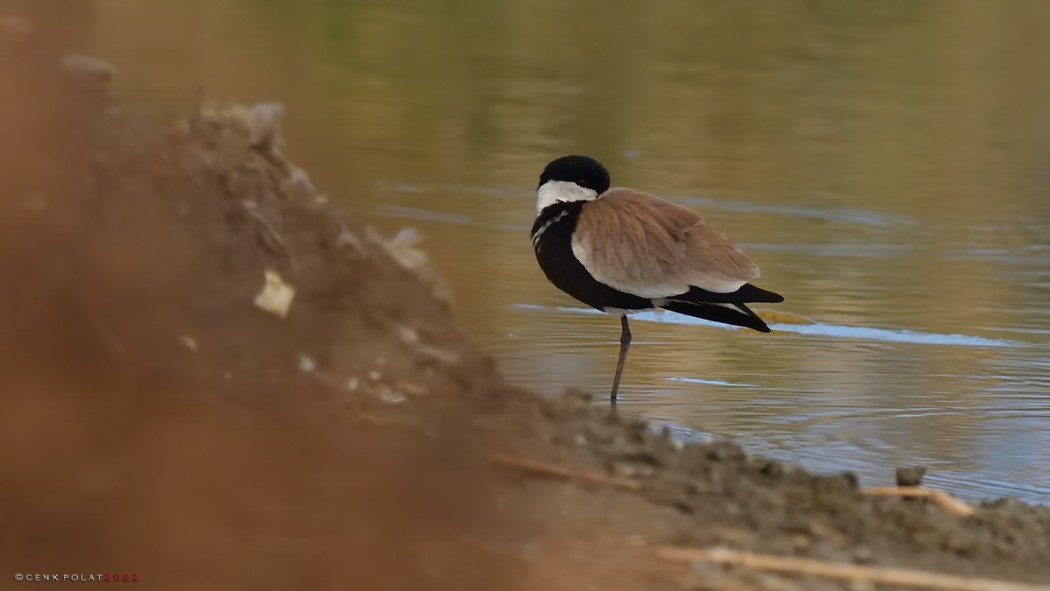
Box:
572, 188, 759, 298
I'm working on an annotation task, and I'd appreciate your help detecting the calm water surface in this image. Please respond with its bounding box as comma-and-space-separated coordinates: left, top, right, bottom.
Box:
16, 0, 1050, 501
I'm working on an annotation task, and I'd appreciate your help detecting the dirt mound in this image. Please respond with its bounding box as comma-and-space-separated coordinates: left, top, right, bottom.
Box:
1, 38, 527, 591
2, 30, 1049, 591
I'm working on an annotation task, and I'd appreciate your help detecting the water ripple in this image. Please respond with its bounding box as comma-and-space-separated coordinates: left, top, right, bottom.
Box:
373, 180, 917, 229
666, 376, 756, 387
512, 303, 1025, 348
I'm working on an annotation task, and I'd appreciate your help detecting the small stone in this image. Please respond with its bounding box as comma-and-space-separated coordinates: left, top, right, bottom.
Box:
896, 466, 928, 487
282, 166, 315, 197
297, 354, 317, 373
335, 228, 363, 252
757, 459, 783, 478
400, 382, 426, 396
377, 386, 406, 405
179, 335, 198, 351
417, 344, 459, 365
245, 102, 285, 151
253, 269, 295, 318
397, 325, 420, 345
791, 534, 811, 550
59, 53, 117, 84
853, 546, 873, 563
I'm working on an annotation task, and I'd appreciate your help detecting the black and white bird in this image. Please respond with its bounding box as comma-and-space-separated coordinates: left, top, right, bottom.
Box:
530, 155, 784, 404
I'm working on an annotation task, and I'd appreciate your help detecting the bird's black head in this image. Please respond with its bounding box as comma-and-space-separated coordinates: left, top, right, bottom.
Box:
537, 155, 611, 194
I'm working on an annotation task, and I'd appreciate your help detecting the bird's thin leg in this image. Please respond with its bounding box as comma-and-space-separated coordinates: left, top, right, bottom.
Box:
610, 316, 631, 406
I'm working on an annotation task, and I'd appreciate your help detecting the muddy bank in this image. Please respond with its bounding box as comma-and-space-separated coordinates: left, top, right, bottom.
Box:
2, 33, 1049, 591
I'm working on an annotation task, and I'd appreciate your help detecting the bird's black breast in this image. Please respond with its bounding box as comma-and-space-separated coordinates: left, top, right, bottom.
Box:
530, 202, 652, 312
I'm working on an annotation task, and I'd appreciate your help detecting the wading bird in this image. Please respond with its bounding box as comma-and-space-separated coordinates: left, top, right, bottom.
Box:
530, 155, 783, 404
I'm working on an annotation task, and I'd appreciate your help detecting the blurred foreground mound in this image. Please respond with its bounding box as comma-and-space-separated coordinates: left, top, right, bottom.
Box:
0, 31, 531, 591
3, 27, 1050, 591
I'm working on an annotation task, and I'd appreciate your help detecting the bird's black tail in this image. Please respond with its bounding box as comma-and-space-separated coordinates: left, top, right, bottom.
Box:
660, 282, 784, 333
661, 300, 771, 333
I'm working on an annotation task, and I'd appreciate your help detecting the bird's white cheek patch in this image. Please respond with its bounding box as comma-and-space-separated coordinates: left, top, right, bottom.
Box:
536, 181, 598, 214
